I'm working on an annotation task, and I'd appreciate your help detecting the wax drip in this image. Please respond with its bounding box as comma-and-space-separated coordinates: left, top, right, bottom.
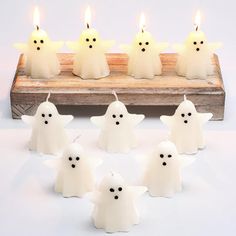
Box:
112, 90, 119, 101
46, 92, 51, 102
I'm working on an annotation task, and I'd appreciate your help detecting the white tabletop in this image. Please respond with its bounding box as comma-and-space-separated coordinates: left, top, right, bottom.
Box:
0, 0, 236, 235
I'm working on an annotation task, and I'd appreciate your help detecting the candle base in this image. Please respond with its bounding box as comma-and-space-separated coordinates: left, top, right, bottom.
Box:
10, 53, 225, 120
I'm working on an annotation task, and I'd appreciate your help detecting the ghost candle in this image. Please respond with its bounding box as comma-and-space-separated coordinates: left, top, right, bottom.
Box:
67, 6, 114, 79
143, 141, 182, 198
91, 172, 147, 233
14, 7, 63, 79
160, 95, 212, 154
174, 11, 221, 80
121, 13, 168, 79
55, 142, 102, 197
90, 91, 145, 153
21, 93, 73, 155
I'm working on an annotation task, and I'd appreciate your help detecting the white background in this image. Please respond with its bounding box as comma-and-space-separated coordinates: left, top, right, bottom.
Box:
0, 0, 236, 235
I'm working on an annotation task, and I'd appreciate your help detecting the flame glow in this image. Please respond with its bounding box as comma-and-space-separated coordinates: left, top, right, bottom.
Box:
139, 13, 146, 32
33, 6, 40, 29
194, 10, 201, 31
85, 6, 91, 28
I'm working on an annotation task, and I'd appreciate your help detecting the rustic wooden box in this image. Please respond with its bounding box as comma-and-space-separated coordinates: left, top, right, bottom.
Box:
10, 53, 225, 120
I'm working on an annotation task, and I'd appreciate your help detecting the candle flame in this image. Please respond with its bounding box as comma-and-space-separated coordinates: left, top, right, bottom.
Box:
33, 6, 40, 30
194, 10, 201, 31
85, 6, 91, 29
139, 13, 146, 33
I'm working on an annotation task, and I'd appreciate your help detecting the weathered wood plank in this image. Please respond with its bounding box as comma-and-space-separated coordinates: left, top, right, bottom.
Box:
10, 53, 225, 120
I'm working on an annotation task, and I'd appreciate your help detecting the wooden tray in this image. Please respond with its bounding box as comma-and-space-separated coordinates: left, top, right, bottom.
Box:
10, 53, 225, 120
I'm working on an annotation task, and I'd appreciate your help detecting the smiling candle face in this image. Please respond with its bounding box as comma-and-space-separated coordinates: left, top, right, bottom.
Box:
124, 31, 167, 79
67, 28, 114, 79
143, 141, 181, 198
175, 30, 220, 79
160, 97, 213, 154
90, 100, 145, 153
15, 29, 63, 79
92, 172, 146, 233
21, 100, 73, 155
55, 143, 98, 197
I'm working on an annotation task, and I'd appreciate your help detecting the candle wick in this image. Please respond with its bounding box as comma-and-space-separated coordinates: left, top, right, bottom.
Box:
195, 25, 198, 31
46, 92, 51, 102
112, 90, 119, 101
86, 23, 90, 29
36, 25, 39, 31
73, 135, 81, 143
141, 28, 144, 33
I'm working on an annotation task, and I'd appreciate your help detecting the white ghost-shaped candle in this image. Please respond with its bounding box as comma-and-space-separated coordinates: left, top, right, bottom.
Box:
90, 92, 145, 153
160, 96, 212, 154
91, 172, 147, 233
67, 6, 114, 79
14, 7, 63, 79
122, 14, 168, 79
21, 94, 73, 155
55, 142, 101, 197
174, 11, 221, 80
143, 141, 182, 198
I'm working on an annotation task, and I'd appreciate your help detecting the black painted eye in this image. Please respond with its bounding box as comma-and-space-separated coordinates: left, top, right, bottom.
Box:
93, 38, 96, 42
168, 154, 172, 158
68, 157, 72, 161
193, 41, 197, 45
181, 114, 185, 117
40, 40, 44, 44
139, 42, 142, 46
145, 42, 149, 45
48, 114, 52, 117
120, 114, 123, 118
76, 157, 80, 161
118, 187, 122, 191
200, 41, 204, 44
34, 40, 37, 44
188, 113, 192, 116
160, 154, 164, 158
109, 188, 115, 192
86, 38, 89, 42
112, 114, 116, 118
42, 114, 45, 117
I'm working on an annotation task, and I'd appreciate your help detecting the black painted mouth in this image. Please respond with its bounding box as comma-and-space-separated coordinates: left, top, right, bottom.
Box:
116, 121, 120, 125
184, 120, 188, 124
142, 48, 145, 52
71, 164, 75, 168
196, 48, 200, 51
89, 45, 93, 49
37, 47, 40, 50
114, 195, 119, 200
44, 121, 48, 124
162, 162, 167, 166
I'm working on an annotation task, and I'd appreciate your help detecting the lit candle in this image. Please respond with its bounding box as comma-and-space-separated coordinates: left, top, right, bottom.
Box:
160, 95, 213, 154
90, 91, 145, 153
14, 7, 63, 79
91, 172, 147, 233
21, 93, 73, 155
67, 6, 115, 79
143, 141, 182, 197
174, 11, 222, 80
121, 13, 168, 79
55, 142, 102, 197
